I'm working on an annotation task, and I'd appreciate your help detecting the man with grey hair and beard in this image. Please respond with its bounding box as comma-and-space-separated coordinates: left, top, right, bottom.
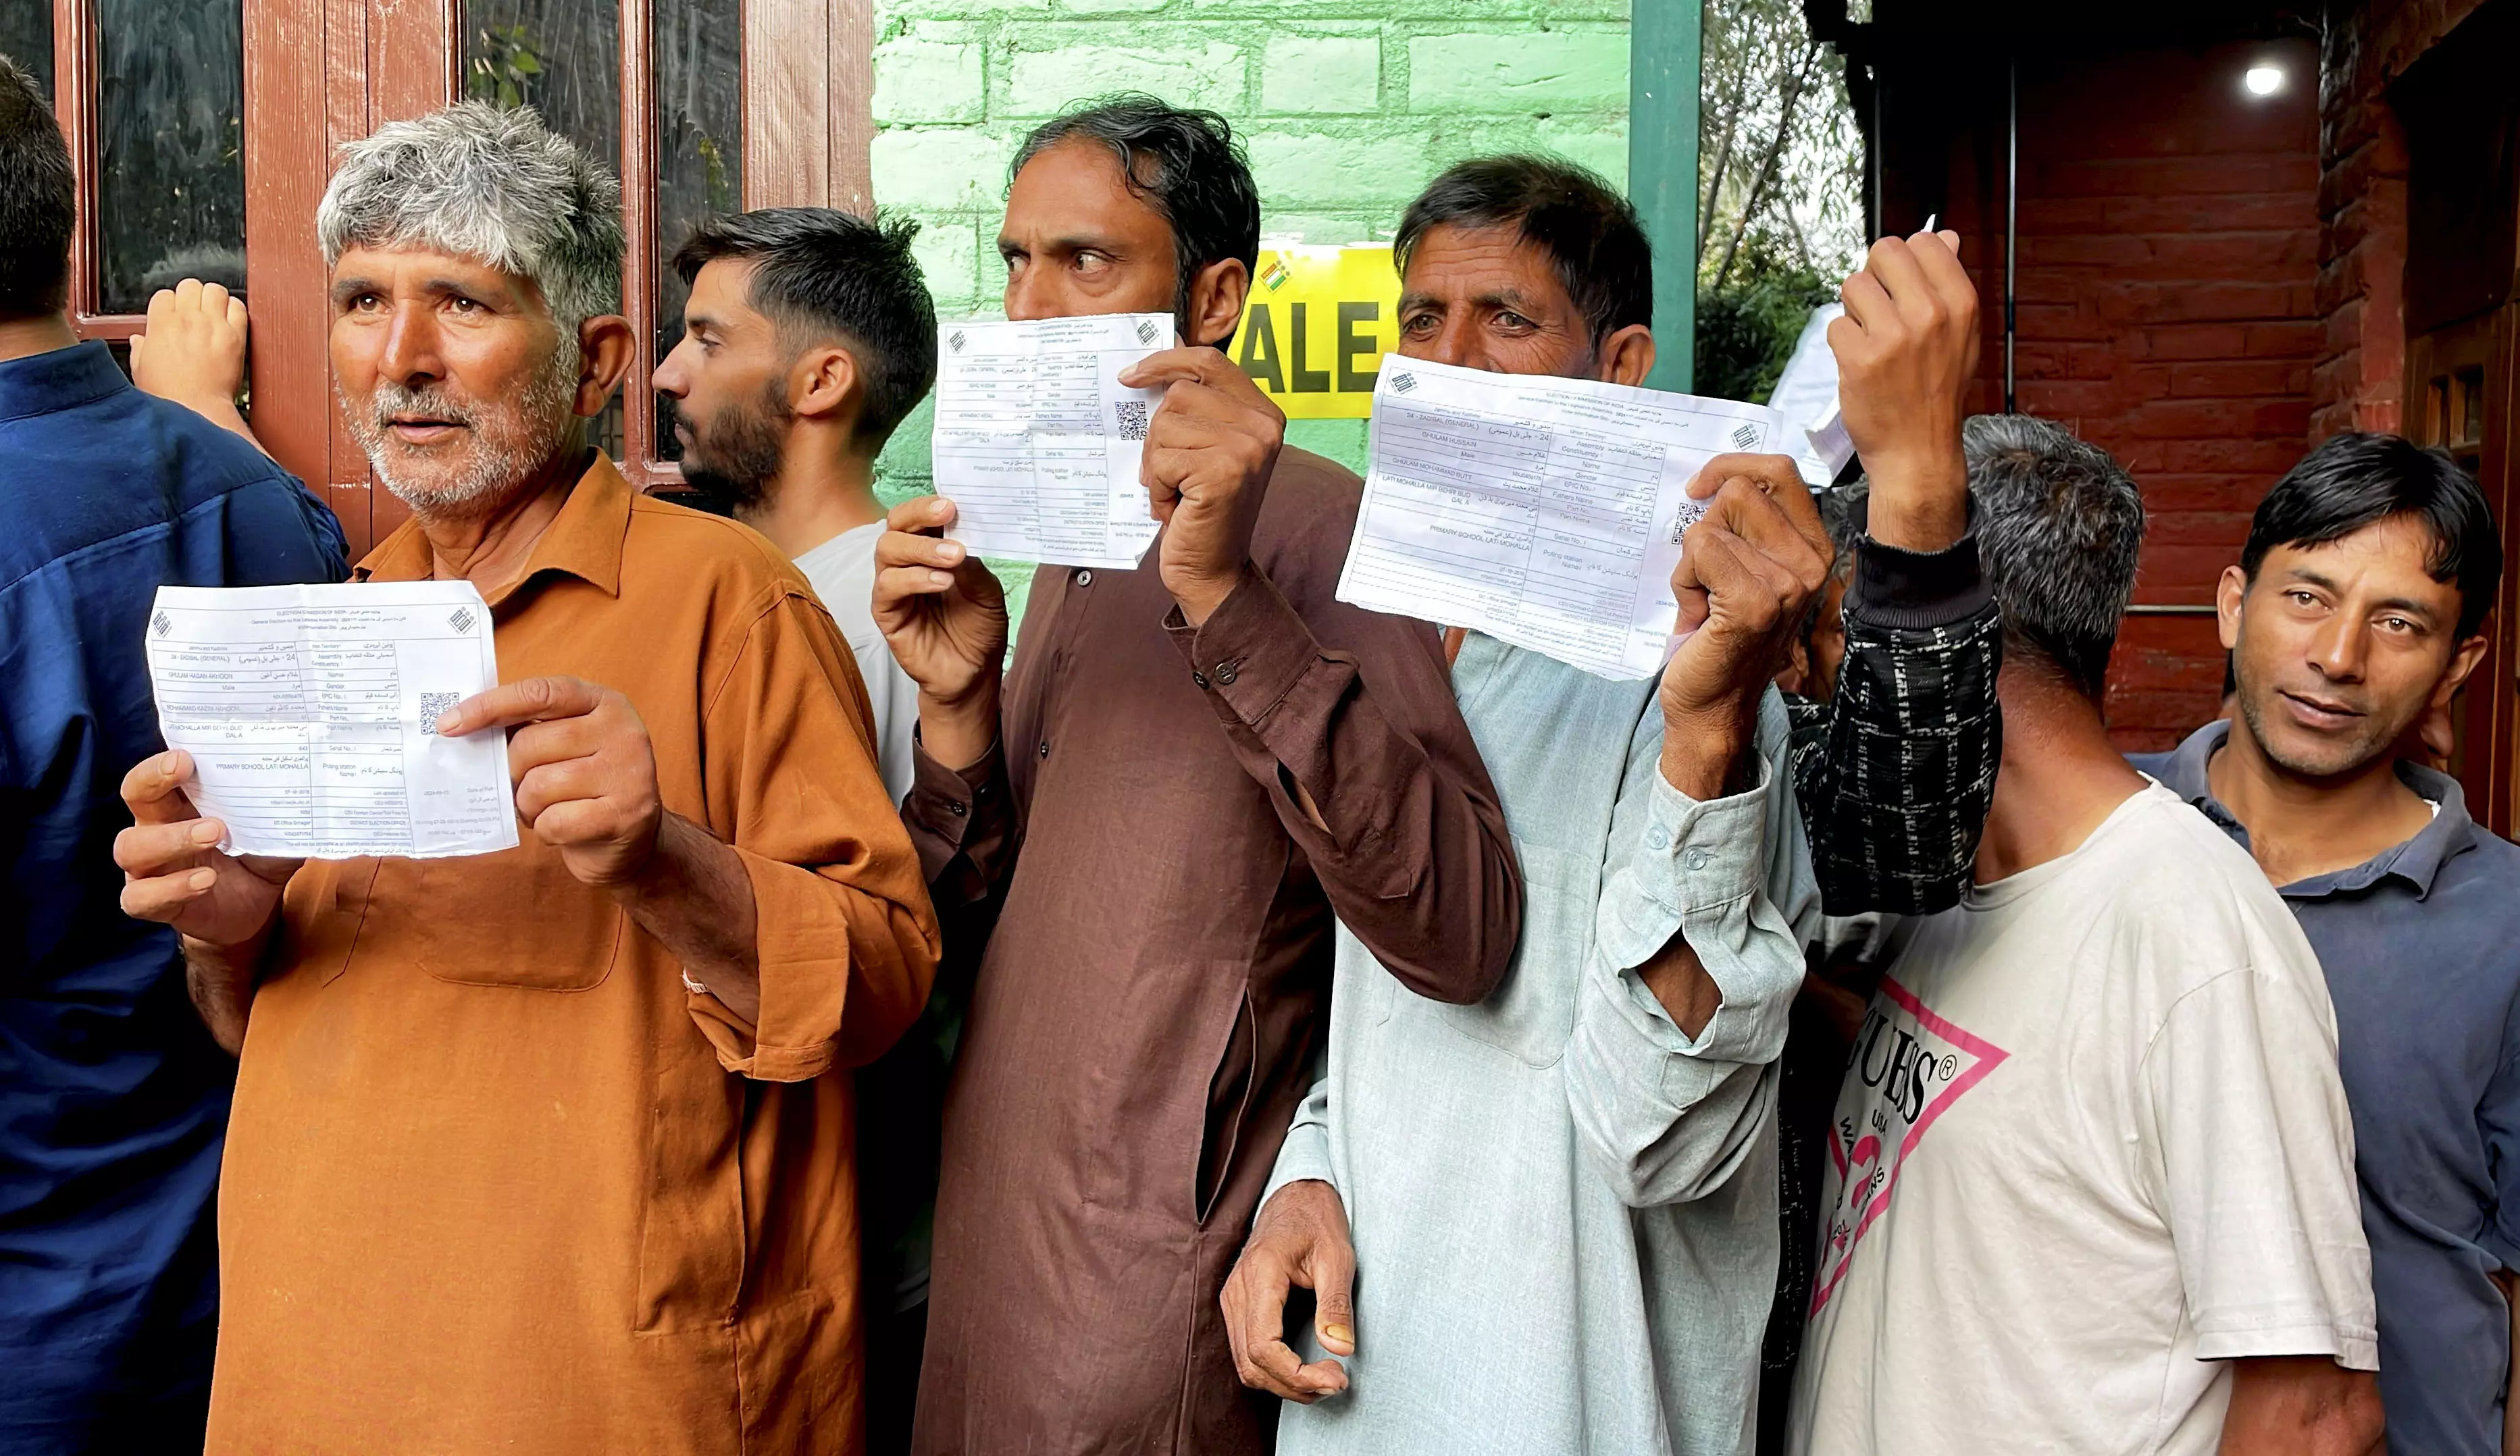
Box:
1788, 415, 2382, 1455
109, 102, 941, 1455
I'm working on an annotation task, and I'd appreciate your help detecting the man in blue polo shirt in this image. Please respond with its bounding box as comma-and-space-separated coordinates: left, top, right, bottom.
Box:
0, 57, 344, 1454
2135, 432, 2520, 1455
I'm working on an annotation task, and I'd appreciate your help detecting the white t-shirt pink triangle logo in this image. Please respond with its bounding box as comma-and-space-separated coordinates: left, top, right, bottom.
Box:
1809, 975, 2011, 1318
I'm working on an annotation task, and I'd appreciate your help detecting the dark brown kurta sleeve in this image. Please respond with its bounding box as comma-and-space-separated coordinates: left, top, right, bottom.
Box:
1160, 563, 1522, 1005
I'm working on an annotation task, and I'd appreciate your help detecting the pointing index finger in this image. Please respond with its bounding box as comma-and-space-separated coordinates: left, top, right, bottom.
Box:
438, 676, 603, 736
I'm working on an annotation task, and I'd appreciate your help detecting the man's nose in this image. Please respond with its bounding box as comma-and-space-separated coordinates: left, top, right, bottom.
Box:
652, 340, 691, 398
1420, 317, 1481, 370
2309, 615, 2369, 682
1003, 266, 1057, 322
376, 303, 442, 386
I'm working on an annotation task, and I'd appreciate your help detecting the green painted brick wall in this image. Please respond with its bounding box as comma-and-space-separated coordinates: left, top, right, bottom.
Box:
867, 0, 1630, 627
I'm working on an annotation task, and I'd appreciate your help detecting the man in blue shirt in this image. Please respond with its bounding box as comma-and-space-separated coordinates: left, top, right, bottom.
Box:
0, 56, 344, 1454
2134, 432, 2520, 1456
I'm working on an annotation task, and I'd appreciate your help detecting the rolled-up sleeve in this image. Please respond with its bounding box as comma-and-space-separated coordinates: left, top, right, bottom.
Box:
683, 590, 944, 1081
1568, 690, 1820, 1206
1162, 568, 1520, 1004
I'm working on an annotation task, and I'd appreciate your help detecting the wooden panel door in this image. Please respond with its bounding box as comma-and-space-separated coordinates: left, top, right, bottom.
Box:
2407, 308, 2519, 835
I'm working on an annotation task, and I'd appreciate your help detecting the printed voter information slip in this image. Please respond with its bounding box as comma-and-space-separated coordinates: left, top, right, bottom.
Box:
931, 313, 1176, 569
1337, 358, 1789, 681
145, 581, 519, 860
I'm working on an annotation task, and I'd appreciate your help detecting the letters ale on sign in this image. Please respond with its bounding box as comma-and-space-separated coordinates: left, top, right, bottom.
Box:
1233, 243, 1397, 421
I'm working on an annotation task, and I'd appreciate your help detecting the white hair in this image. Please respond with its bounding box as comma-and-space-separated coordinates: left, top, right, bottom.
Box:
317, 101, 623, 336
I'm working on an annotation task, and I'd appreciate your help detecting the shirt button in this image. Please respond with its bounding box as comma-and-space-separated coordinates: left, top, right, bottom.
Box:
1037, 740, 1051, 759
1074, 569, 1093, 588
1685, 848, 1709, 870
1213, 661, 1239, 685
949, 800, 969, 818
1191, 671, 1210, 689
1647, 828, 1670, 852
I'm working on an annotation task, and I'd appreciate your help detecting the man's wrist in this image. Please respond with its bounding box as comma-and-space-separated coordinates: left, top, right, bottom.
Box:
1858, 448, 1969, 553
1657, 706, 1751, 802
1170, 559, 1256, 629
917, 677, 1002, 772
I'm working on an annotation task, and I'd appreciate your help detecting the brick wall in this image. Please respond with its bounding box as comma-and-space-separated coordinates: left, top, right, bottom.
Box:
867, 0, 1632, 510
1883, 38, 2324, 748
2311, 0, 2490, 440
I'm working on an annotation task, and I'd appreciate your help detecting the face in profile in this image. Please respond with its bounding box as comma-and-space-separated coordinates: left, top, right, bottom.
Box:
652, 257, 791, 509
2223, 513, 2477, 780
329, 244, 586, 515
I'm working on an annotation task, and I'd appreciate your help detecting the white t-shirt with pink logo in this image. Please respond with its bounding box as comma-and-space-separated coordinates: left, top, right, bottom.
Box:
1787, 781, 2377, 1456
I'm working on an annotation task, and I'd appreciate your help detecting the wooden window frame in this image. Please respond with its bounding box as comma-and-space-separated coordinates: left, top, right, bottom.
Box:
51, 0, 870, 558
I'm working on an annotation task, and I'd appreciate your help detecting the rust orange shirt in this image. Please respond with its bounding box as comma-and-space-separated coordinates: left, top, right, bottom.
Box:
204, 455, 940, 1455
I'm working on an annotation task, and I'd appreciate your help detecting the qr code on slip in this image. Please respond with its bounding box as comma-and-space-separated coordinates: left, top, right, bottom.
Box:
1114, 398, 1152, 441
419, 692, 461, 735
1670, 496, 1709, 545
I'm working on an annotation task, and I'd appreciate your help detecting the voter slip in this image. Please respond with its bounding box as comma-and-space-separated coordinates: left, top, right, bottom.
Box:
930, 313, 1176, 569
1337, 358, 1791, 680
145, 581, 519, 860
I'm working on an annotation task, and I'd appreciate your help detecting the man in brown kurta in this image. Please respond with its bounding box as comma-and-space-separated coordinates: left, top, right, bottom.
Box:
873, 99, 1522, 1454
113, 105, 938, 1453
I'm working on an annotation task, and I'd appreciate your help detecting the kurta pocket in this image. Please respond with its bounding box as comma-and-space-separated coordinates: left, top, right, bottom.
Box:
375, 841, 623, 991
1436, 837, 1596, 1068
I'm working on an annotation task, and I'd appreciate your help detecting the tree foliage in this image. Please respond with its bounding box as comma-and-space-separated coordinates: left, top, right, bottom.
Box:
1695, 0, 1863, 400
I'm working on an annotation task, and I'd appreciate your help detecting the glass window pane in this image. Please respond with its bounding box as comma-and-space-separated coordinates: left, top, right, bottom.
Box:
97, 0, 245, 314
0, 0, 51, 101
652, 0, 742, 462
466, 0, 623, 458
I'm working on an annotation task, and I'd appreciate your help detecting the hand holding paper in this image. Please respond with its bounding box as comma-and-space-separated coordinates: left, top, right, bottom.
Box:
1657, 454, 1834, 798
1121, 345, 1288, 625
437, 676, 664, 890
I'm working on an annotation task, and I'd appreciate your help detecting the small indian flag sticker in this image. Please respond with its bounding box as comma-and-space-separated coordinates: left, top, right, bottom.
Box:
1260, 259, 1291, 292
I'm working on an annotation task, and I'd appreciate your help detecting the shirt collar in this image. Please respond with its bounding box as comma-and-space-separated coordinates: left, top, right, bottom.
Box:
2158, 718, 2477, 900
353, 450, 629, 604
0, 340, 132, 423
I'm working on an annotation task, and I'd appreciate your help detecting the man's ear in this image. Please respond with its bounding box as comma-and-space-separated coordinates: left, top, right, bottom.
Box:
574, 313, 636, 419
1597, 324, 1655, 387
1185, 257, 1250, 349
2435, 631, 2492, 710
790, 344, 863, 425
2215, 564, 2248, 653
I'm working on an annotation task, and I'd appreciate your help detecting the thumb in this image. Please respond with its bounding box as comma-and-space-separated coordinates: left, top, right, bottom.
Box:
1310, 1241, 1357, 1356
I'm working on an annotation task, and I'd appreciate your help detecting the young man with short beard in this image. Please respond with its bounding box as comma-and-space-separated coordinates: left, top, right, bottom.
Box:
652, 206, 946, 1456
654, 209, 931, 800
2133, 433, 2520, 1456
111, 103, 940, 1454
1790, 415, 2381, 1455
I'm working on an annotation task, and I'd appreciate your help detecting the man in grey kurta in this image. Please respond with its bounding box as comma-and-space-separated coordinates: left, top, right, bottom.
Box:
1223, 159, 1999, 1455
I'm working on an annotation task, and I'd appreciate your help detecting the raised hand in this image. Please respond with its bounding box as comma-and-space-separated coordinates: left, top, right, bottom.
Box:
131, 278, 259, 446
1828, 230, 1978, 552
1660, 454, 1833, 798
872, 494, 1009, 771
1220, 1178, 1358, 1403
1118, 346, 1286, 626
436, 677, 663, 889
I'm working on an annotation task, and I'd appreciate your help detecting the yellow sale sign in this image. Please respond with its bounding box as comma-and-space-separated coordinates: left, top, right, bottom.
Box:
1232, 243, 1398, 420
